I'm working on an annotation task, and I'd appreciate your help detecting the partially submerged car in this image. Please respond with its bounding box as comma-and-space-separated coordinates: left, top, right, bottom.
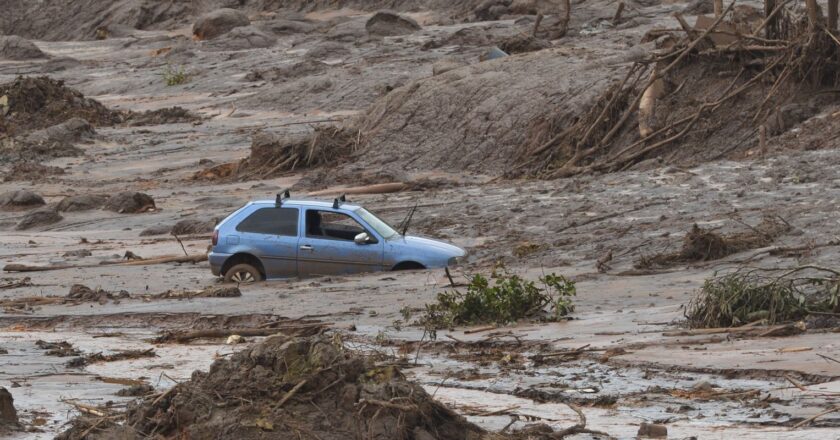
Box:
209, 193, 466, 282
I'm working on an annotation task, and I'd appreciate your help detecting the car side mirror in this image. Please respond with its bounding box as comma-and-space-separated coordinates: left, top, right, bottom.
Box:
354, 232, 371, 245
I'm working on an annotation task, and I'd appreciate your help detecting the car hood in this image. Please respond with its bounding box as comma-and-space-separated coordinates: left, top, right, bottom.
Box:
395, 235, 465, 256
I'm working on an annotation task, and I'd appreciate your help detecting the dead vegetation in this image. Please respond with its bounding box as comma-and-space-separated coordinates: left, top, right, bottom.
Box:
192, 124, 359, 181
513, 3, 840, 177
686, 265, 840, 328
58, 334, 487, 440
637, 216, 791, 268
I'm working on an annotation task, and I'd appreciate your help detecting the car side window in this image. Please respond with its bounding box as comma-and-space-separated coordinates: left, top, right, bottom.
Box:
236, 207, 298, 236
305, 210, 368, 241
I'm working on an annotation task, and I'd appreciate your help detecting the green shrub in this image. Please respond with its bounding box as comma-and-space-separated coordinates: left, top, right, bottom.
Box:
162, 65, 189, 86
420, 272, 576, 330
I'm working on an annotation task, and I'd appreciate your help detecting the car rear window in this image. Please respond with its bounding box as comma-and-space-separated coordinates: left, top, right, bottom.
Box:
236, 207, 298, 236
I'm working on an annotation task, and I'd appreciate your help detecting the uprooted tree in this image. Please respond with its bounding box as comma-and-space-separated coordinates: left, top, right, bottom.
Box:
513, 0, 840, 178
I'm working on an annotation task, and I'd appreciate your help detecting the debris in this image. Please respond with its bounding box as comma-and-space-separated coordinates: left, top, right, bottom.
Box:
115, 384, 154, 397
3, 253, 207, 273
308, 182, 407, 196
68, 348, 156, 367
365, 10, 421, 36
15, 207, 62, 230
192, 8, 250, 40
58, 334, 485, 439
686, 265, 840, 328
480, 46, 509, 61
36, 340, 82, 356
638, 217, 791, 268
3, 162, 65, 182
102, 191, 155, 213
0, 189, 45, 210
147, 286, 241, 300
0, 35, 46, 60
66, 284, 129, 303
125, 106, 201, 126
497, 35, 551, 54
239, 125, 357, 179
56, 194, 108, 212
123, 251, 142, 261
0, 277, 30, 289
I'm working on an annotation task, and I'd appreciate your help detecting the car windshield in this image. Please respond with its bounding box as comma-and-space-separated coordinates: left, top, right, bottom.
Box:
355, 208, 398, 239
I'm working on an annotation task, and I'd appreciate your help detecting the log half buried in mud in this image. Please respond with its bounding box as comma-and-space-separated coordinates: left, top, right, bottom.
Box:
3, 254, 207, 273
662, 322, 806, 337
153, 322, 328, 343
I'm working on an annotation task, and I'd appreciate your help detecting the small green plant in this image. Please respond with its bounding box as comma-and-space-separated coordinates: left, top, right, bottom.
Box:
162, 64, 189, 86
420, 272, 576, 331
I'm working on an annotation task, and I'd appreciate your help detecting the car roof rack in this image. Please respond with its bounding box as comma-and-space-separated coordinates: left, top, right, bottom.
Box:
332, 193, 347, 209
275, 189, 291, 206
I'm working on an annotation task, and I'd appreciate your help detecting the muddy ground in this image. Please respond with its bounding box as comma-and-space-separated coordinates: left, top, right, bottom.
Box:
1, 0, 840, 439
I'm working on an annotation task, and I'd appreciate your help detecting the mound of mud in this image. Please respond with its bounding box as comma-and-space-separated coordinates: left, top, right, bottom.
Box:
126, 106, 202, 126
103, 192, 155, 214
0, 77, 121, 137
193, 8, 250, 40
0, 36, 46, 60
56, 194, 108, 212
171, 218, 217, 235
58, 335, 486, 440
358, 49, 625, 174
3, 162, 65, 182
16, 207, 62, 230
0, 387, 18, 430
366, 10, 421, 36
0, 190, 45, 210
637, 217, 792, 268
207, 25, 277, 50
245, 60, 328, 82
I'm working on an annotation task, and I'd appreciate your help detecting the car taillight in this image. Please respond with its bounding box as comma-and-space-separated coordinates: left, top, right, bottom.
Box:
212, 230, 219, 246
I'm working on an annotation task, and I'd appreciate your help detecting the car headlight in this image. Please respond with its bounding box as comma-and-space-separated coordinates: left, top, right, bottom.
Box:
448, 255, 467, 267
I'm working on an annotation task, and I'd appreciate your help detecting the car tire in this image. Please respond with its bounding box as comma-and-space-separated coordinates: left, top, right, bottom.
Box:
224, 263, 263, 284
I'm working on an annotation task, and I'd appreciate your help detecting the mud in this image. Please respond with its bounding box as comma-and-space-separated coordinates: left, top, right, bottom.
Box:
1, 0, 840, 438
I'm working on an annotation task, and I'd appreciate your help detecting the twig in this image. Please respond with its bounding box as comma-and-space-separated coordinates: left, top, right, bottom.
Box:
277, 378, 308, 408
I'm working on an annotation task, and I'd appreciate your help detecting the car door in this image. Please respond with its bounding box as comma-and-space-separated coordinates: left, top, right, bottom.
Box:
234, 206, 299, 278
297, 208, 384, 276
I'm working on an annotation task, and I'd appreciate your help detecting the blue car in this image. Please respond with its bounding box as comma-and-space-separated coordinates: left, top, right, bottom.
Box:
209, 194, 466, 283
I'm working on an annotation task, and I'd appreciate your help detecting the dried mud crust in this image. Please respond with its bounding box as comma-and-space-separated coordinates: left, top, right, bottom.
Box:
58, 335, 487, 440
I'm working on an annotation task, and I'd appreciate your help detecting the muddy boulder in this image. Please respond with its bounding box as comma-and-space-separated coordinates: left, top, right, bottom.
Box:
0, 35, 46, 60
56, 194, 108, 212
171, 218, 217, 235
103, 192, 155, 214
139, 224, 171, 236
0, 387, 17, 427
192, 8, 250, 40
207, 25, 277, 50
16, 207, 62, 230
0, 189, 45, 210
365, 10, 421, 36
475, 0, 512, 20
23, 117, 94, 145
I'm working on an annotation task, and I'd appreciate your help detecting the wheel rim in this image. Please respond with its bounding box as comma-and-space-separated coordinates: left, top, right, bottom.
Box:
231, 270, 255, 283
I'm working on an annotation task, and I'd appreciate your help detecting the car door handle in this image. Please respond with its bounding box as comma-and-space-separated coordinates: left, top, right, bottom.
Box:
300, 245, 313, 251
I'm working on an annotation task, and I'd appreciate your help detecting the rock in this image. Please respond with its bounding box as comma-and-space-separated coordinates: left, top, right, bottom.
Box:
0, 36, 46, 60
433, 58, 467, 76
0, 387, 18, 426
0, 190, 45, 210
365, 10, 421, 37
56, 194, 108, 212
637, 422, 668, 438
115, 384, 154, 397
208, 26, 277, 50
16, 207, 62, 230
171, 218, 217, 235
683, 0, 715, 14
103, 192, 155, 214
192, 8, 250, 40
475, 0, 512, 20
226, 335, 245, 345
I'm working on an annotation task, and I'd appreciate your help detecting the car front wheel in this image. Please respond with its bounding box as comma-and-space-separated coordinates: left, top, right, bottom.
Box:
224, 263, 263, 284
